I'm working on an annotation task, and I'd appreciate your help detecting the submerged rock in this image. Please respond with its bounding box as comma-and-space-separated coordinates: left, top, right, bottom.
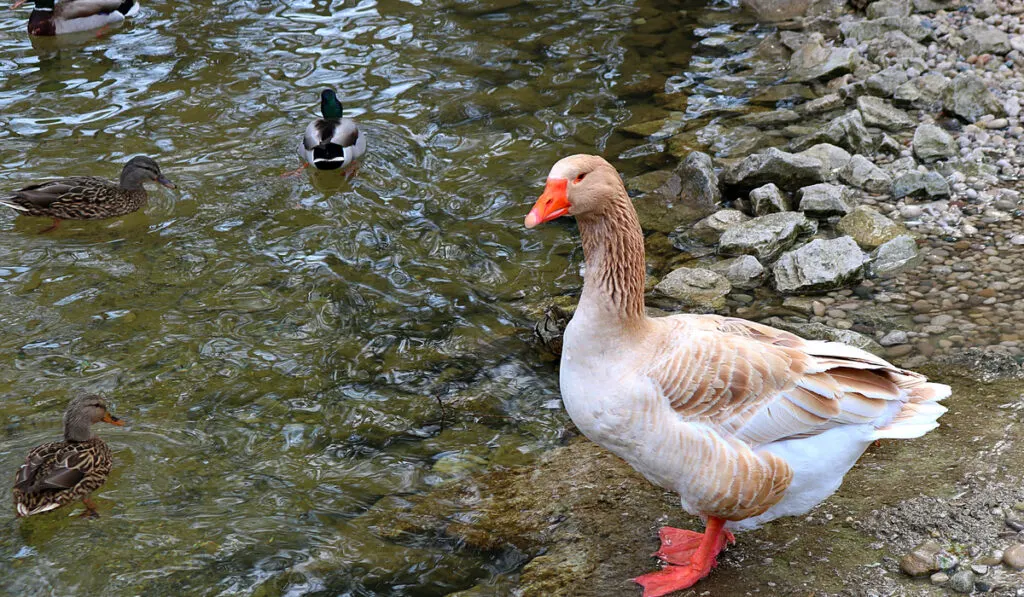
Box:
773, 236, 868, 293
840, 155, 893, 194
719, 212, 817, 262
836, 206, 908, 249
788, 33, 857, 82
912, 123, 956, 162
797, 183, 856, 217
1004, 544, 1024, 570
749, 183, 790, 215
653, 267, 731, 310
870, 234, 921, 276
722, 147, 828, 191
708, 255, 765, 290
943, 73, 1005, 122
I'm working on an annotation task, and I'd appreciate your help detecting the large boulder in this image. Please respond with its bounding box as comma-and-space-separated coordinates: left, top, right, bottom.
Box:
797, 183, 856, 217
773, 236, 869, 293
839, 155, 893, 194
857, 96, 915, 131
943, 73, 1005, 121
912, 123, 956, 162
631, 151, 720, 233
788, 33, 858, 82
653, 267, 731, 310
870, 234, 922, 277
719, 212, 817, 262
722, 147, 828, 191
836, 206, 909, 249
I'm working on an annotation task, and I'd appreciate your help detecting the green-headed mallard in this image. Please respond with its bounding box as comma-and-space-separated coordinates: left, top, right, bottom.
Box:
11, 0, 140, 36
0, 155, 175, 232
13, 394, 124, 518
295, 89, 366, 174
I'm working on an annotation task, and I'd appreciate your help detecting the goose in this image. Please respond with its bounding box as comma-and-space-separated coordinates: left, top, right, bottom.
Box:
524, 154, 949, 596
11, 0, 140, 37
293, 89, 366, 176
0, 155, 175, 233
13, 394, 124, 518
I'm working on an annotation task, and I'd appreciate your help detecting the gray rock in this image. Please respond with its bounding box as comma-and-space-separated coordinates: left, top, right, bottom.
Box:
840, 155, 893, 194
788, 33, 857, 82
837, 206, 908, 249
943, 73, 1005, 122
866, 66, 910, 97
685, 209, 750, 245
858, 96, 915, 131
870, 235, 922, 277
750, 183, 791, 215
632, 151, 720, 233
736, 109, 802, 128
866, 0, 911, 18
798, 143, 852, 179
708, 255, 765, 290
894, 73, 949, 110
913, 0, 952, 10
798, 183, 856, 217
867, 30, 926, 64
763, 318, 883, 354
741, 0, 812, 21
892, 171, 950, 198
840, 16, 931, 43
1004, 544, 1024, 570
947, 570, 975, 594
719, 212, 817, 262
880, 329, 909, 346
773, 236, 869, 293
654, 267, 731, 310
912, 123, 956, 162
930, 571, 950, 585
961, 23, 1010, 56
793, 111, 875, 154
722, 147, 828, 191
695, 123, 769, 159
800, 93, 845, 115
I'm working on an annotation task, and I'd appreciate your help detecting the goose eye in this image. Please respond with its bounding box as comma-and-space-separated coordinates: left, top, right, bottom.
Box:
574, 173, 587, 184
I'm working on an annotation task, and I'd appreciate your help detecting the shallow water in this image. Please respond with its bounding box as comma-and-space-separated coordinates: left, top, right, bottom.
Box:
0, 0, 713, 594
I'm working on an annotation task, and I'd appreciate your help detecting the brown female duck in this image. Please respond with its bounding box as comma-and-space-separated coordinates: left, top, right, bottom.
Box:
13, 394, 124, 518
0, 155, 175, 232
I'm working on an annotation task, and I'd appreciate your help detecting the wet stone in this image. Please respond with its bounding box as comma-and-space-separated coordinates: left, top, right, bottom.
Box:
837, 206, 908, 250
1004, 544, 1024, 570
931, 572, 950, 585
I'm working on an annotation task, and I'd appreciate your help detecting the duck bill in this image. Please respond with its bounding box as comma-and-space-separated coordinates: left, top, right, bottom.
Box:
102, 412, 125, 426
157, 175, 176, 189
11, 0, 26, 9
524, 178, 570, 228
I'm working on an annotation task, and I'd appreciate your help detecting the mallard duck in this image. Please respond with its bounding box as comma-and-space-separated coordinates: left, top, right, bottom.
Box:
11, 0, 140, 36
13, 394, 124, 518
0, 155, 175, 232
525, 155, 949, 596
294, 89, 365, 174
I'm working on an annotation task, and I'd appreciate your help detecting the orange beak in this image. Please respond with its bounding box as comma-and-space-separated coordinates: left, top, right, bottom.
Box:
524, 178, 570, 228
102, 412, 125, 426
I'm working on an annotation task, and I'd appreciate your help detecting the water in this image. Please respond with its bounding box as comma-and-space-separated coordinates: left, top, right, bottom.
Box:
0, 0, 709, 594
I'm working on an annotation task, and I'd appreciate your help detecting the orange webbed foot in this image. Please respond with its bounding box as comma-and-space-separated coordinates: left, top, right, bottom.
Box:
633, 517, 733, 596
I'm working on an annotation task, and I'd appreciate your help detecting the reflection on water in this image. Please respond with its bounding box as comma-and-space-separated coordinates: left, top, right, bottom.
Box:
0, 0, 703, 594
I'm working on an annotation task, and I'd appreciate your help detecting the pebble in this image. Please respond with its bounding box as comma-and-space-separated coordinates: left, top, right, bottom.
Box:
931, 571, 950, 585
1005, 544, 1024, 570
948, 570, 975, 594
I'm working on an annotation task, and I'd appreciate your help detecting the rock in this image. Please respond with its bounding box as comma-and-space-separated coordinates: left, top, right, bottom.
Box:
683, 209, 750, 245
912, 123, 956, 162
653, 267, 731, 310
793, 111, 875, 154
930, 571, 950, 585
708, 255, 765, 290
858, 96, 915, 131
880, 330, 909, 346
866, 0, 911, 18
788, 33, 857, 82
773, 237, 869, 293
947, 570, 975, 594
913, 0, 952, 10
894, 73, 949, 110
749, 183, 790, 215
797, 183, 855, 217
632, 151, 720, 233
736, 109, 801, 128
839, 155, 893, 194
719, 212, 817, 262
800, 93, 845, 115
866, 66, 909, 97
943, 73, 1005, 122
892, 171, 950, 198
695, 123, 769, 159
626, 170, 673, 195
837, 206, 908, 250
866, 30, 926, 64
900, 540, 943, 577
722, 147, 828, 191
741, 0, 812, 21
1004, 544, 1024, 570
870, 235, 922, 277
961, 23, 1011, 56
763, 318, 884, 354
840, 16, 931, 43
798, 143, 852, 179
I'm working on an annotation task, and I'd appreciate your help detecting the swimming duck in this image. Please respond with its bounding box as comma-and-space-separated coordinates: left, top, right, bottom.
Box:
0, 155, 175, 232
13, 394, 124, 518
11, 0, 140, 36
524, 154, 949, 596
294, 89, 365, 174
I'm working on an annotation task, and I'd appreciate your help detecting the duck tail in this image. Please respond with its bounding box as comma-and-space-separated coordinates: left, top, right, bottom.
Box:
311, 144, 346, 170
118, 0, 140, 17
0, 197, 30, 212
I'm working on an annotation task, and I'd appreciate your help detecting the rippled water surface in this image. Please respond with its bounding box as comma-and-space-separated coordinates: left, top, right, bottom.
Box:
0, 0, 711, 594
